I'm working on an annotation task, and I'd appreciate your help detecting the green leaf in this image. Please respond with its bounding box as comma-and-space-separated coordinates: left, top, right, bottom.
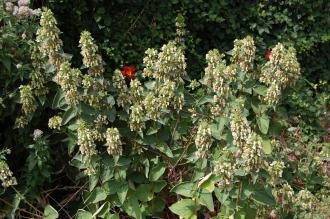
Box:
68, 137, 77, 155
101, 107, 116, 122
198, 173, 215, 192
253, 85, 267, 96
117, 183, 128, 204
61, 106, 78, 125
156, 142, 173, 158
51, 90, 65, 109
257, 114, 269, 134
154, 197, 165, 212
105, 180, 121, 194
45, 63, 56, 74
106, 95, 115, 106
146, 123, 162, 135
43, 205, 59, 219
144, 81, 156, 90
104, 213, 120, 219
152, 180, 167, 193
123, 197, 142, 219
76, 210, 93, 219
89, 174, 98, 191
135, 184, 153, 202
210, 117, 227, 140
197, 95, 213, 105
171, 182, 195, 198
199, 190, 214, 211
94, 202, 111, 218
251, 189, 276, 206
85, 187, 107, 204
169, 199, 199, 219
149, 163, 166, 181
262, 139, 272, 154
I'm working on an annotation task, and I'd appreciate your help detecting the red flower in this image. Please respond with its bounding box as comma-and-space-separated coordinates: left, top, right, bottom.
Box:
265, 49, 272, 60
121, 66, 137, 80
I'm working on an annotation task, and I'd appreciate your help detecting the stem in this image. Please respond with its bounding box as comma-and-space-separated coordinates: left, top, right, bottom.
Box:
11, 186, 43, 216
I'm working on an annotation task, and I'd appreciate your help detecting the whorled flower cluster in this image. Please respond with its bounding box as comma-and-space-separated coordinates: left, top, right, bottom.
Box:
4, 0, 40, 17
260, 43, 300, 105
138, 41, 187, 124
142, 48, 158, 78
143, 92, 160, 120
230, 109, 251, 149
112, 70, 131, 107
195, 121, 212, 159
173, 92, 185, 110
294, 189, 317, 211
56, 62, 81, 90
214, 150, 236, 189
48, 115, 62, 130
158, 80, 176, 108
129, 104, 145, 131
268, 160, 285, 181
94, 115, 108, 130
56, 61, 82, 104
77, 120, 98, 157
276, 183, 294, 206
36, 8, 64, 68
79, 31, 104, 76
15, 116, 29, 128
203, 49, 231, 117
144, 41, 186, 82
105, 128, 122, 155
188, 79, 200, 91
0, 160, 17, 188
130, 79, 144, 103
241, 133, 264, 172
19, 85, 36, 114
210, 92, 229, 117
30, 46, 48, 96
175, 14, 186, 47
231, 36, 256, 72
204, 49, 225, 87
31, 70, 48, 96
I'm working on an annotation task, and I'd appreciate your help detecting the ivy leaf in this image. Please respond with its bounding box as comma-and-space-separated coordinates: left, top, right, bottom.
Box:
257, 114, 269, 134
149, 163, 166, 181
43, 205, 58, 219
169, 199, 199, 219
171, 182, 195, 197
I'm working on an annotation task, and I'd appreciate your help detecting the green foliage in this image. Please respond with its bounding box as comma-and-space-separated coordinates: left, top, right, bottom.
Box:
0, 2, 329, 219
42, 0, 330, 82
